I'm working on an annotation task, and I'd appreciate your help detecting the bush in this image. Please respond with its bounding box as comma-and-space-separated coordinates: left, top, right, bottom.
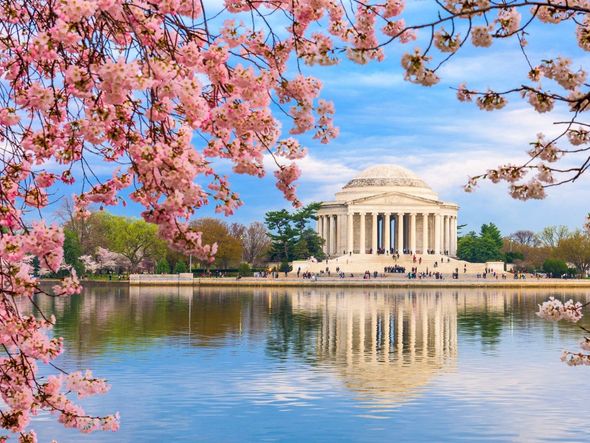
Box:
237, 262, 253, 276
542, 258, 569, 277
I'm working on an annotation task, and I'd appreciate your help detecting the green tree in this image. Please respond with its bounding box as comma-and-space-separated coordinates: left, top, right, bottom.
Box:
292, 228, 324, 260
457, 232, 478, 262
156, 258, 170, 274
174, 260, 188, 273
265, 209, 298, 262
457, 224, 504, 263
104, 215, 167, 272
480, 223, 503, 249
542, 259, 569, 277
279, 261, 292, 273
59, 202, 111, 256
265, 203, 325, 262
63, 228, 84, 275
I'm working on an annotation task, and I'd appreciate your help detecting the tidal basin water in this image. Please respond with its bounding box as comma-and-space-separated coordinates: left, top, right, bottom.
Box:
30, 285, 590, 442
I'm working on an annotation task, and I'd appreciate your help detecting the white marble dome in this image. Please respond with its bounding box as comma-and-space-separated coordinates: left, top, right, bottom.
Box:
336, 164, 438, 201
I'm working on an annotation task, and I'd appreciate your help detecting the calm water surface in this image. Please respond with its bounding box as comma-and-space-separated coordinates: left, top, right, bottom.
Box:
30, 285, 590, 442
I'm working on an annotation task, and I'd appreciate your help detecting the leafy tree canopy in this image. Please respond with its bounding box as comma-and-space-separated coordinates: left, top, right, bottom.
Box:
556, 231, 590, 275
542, 259, 569, 277
190, 218, 243, 268
62, 228, 84, 276
457, 224, 505, 263
265, 203, 325, 262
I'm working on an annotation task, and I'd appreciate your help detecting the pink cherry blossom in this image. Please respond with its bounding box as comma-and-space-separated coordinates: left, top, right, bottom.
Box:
537, 297, 583, 322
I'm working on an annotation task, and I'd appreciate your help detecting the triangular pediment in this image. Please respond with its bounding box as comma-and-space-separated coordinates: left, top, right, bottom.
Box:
347, 191, 441, 206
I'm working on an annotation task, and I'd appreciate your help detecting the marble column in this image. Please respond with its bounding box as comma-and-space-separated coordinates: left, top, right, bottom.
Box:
444, 215, 450, 255
397, 212, 404, 254
371, 212, 378, 254
321, 215, 328, 254
449, 215, 453, 254
410, 213, 417, 254
329, 214, 336, 256
359, 212, 366, 254
337, 214, 345, 255
453, 216, 457, 255
448, 216, 453, 256
347, 212, 354, 255
384, 213, 391, 254
434, 213, 441, 255
317, 216, 323, 253
422, 213, 429, 254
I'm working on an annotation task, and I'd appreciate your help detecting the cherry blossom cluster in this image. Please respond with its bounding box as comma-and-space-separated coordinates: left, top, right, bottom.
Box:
537, 297, 590, 365
80, 248, 130, 273
537, 297, 583, 322
381, 1, 590, 198
561, 351, 590, 366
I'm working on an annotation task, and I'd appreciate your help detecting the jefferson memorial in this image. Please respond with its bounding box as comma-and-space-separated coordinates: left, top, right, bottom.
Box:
316, 164, 458, 257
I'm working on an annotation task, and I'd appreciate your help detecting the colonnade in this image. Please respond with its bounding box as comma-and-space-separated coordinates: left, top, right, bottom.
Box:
317, 210, 458, 257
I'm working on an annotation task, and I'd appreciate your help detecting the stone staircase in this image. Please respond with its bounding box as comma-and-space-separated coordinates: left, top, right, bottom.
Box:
292, 253, 491, 276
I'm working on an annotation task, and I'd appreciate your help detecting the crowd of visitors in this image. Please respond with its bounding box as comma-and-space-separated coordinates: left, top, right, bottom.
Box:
407, 271, 446, 280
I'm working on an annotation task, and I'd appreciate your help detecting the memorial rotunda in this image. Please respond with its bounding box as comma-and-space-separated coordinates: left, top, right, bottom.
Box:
316, 164, 458, 257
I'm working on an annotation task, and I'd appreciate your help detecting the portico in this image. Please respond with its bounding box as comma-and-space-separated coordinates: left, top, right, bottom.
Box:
316, 165, 458, 257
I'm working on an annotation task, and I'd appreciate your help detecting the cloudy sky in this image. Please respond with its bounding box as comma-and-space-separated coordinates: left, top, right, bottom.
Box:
95, 1, 590, 236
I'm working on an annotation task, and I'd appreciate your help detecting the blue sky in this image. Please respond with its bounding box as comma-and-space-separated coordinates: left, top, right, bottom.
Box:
64, 1, 590, 236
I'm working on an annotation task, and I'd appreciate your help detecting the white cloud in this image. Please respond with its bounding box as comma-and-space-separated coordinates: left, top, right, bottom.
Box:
325, 71, 405, 89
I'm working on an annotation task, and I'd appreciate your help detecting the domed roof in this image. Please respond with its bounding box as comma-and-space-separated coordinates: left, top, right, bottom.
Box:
344, 164, 431, 190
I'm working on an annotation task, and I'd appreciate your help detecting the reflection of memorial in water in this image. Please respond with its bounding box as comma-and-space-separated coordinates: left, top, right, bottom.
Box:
289, 290, 458, 408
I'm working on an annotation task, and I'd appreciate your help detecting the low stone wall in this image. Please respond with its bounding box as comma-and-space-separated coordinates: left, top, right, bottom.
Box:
194, 278, 590, 288
127, 273, 590, 288
129, 273, 194, 285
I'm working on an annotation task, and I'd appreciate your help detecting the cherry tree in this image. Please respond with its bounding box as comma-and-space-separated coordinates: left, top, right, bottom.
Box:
0, 0, 343, 438
79, 255, 100, 274
80, 248, 130, 274
2, 0, 590, 439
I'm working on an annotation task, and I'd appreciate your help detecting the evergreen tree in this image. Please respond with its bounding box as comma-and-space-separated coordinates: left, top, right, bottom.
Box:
174, 260, 188, 273
156, 258, 170, 274
480, 223, 503, 249
265, 203, 325, 262
457, 224, 504, 263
